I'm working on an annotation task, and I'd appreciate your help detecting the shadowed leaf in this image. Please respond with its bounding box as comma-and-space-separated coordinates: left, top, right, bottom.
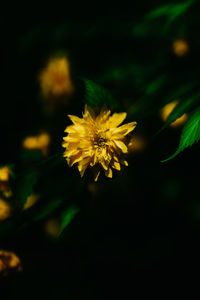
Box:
146, 1, 194, 20
145, 75, 166, 95
83, 78, 117, 109
161, 107, 200, 162
17, 170, 38, 206
34, 199, 62, 221
158, 94, 200, 133
59, 206, 79, 235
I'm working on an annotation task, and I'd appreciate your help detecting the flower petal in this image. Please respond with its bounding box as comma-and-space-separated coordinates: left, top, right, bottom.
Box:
108, 112, 127, 127
68, 115, 84, 125
94, 170, 100, 182
114, 140, 128, 153
105, 168, 113, 178
112, 161, 121, 171
78, 157, 91, 177
67, 152, 83, 167
111, 121, 137, 136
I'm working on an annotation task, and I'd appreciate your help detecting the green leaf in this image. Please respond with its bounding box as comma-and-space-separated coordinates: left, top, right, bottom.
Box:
161, 107, 200, 162
83, 78, 117, 109
17, 170, 38, 206
59, 206, 79, 235
145, 75, 166, 95
146, 4, 172, 19
158, 94, 200, 133
34, 199, 62, 221
146, 1, 194, 20
146, 0, 195, 31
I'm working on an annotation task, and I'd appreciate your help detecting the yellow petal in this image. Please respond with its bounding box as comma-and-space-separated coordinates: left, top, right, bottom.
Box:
78, 158, 90, 177
94, 170, 100, 182
108, 112, 127, 127
63, 149, 79, 157
68, 115, 84, 125
64, 124, 85, 133
99, 152, 109, 170
96, 109, 111, 124
83, 105, 96, 121
67, 152, 83, 167
114, 140, 128, 153
122, 160, 128, 166
112, 161, 121, 171
64, 135, 80, 143
105, 168, 113, 178
112, 122, 137, 136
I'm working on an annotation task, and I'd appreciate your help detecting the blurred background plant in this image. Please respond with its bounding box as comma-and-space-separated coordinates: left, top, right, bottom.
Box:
1, 0, 200, 298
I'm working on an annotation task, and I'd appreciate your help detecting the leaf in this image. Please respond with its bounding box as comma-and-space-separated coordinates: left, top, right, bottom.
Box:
59, 206, 79, 235
17, 170, 38, 206
34, 199, 62, 221
83, 78, 117, 109
146, 1, 194, 20
158, 94, 200, 133
146, 0, 195, 31
145, 75, 166, 95
161, 107, 200, 162
146, 4, 172, 19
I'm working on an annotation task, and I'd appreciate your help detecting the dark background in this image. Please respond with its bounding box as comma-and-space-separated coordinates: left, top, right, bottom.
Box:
1, 1, 200, 298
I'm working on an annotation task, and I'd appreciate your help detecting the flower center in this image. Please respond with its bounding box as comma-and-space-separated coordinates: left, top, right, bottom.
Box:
94, 134, 107, 148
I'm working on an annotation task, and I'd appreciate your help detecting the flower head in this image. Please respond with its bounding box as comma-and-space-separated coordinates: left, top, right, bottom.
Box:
22, 132, 51, 156
39, 57, 74, 99
0, 166, 12, 198
62, 105, 137, 181
0, 250, 22, 275
173, 39, 189, 57
0, 199, 11, 221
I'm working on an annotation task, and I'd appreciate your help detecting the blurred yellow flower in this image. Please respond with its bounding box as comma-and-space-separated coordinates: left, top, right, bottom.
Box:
0, 166, 10, 182
160, 101, 188, 127
128, 135, 147, 153
23, 194, 39, 210
0, 250, 22, 275
0, 198, 11, 221
63, 105, 137, 181
173, 39, 189, 57
39, 57, 74, 98
22, 132, 51, 156
45, 218, 61, 238
0, 166, 12, 198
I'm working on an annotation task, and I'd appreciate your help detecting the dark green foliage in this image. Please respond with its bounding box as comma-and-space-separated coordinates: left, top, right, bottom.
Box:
158, 93, 200, 133
146, 1, 195, 21
34, 199, 63, 221
83, 78, 118, 109
17, 170, 38, 207
1, 3, 200, 296
162, 107, 200, 161
59, 205, 79, 235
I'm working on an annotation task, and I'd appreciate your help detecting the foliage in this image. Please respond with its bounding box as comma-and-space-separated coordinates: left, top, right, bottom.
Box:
1, 2, 200, 294
162, 107, 200, 161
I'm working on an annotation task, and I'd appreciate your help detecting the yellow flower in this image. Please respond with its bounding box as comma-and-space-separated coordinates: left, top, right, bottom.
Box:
39, 57, 74, 98
22, 132, 51, 156
0, 250, 22, 275
62, 105, 137, 181
0, 198, 11, 221
0, 166, 10, 182
45, 218, 62, 238
128, 135, 147, 153
0, 166, 12, 198
173, 39, 189, 57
